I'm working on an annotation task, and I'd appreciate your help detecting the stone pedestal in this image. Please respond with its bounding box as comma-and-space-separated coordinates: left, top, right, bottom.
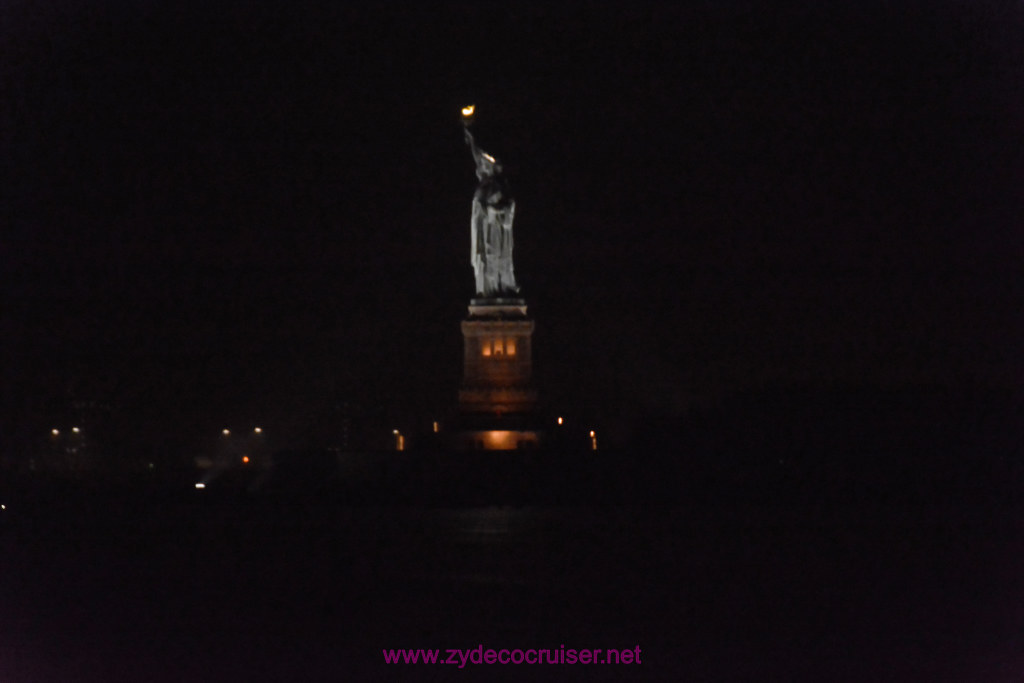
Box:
454, 298, 542, 449
458, 298, 537, 415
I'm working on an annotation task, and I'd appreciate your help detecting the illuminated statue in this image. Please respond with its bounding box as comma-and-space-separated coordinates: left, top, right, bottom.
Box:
462, 106, 518, 297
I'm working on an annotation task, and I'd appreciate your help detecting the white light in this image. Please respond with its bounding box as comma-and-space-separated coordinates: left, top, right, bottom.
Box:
557, 417, 563, 425
1, 504, 6, 510
51, 429, 60, 436
72, 427, 81, 434
222, 429, 230, 436
393, 429, 400, 435
195, 483, 206, 489
254, 427, 262, 434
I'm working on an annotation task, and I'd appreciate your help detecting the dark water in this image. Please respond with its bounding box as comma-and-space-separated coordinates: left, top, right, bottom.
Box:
1, 454, 1022, 682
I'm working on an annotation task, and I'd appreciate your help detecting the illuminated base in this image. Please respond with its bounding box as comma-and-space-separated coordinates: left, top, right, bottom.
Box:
445, 411, 546, 451
459, 301, 536, 415
454, 299, 542, 450
452, 428, 542, 450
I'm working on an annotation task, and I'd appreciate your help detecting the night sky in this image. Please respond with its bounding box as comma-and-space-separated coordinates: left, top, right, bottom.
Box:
3, 2, 1022, 452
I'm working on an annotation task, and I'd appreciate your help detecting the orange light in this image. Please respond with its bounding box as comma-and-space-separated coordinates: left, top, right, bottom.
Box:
557, 417, 563, 426
462, 104, 475, 117
483, 430, 516, 449
505, 337, 516, 356
242, 456, 250, 464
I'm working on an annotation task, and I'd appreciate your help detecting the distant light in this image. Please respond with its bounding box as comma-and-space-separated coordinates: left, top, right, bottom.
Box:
432, 421, 439, 433
51, 429, 60, 436
393, 429, 400, 435
557, 417, 563, 426
222, 429, 230, 436
195, 483, 206, 489
253, 427, 262, 434
242, 456, 250, 464
1, 504, 6, 510
461, 104, 475, 117
589, 430, 595, 438
147, 462, 155, 470
72, 427, 81, 434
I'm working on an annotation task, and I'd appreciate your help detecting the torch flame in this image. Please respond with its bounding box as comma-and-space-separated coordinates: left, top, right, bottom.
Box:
461, 105, 475, 117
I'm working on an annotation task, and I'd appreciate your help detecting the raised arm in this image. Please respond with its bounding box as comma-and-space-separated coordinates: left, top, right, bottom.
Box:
464, 126, 483, 167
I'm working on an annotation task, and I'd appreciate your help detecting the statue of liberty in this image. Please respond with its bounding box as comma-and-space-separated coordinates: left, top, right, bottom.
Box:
462, 106, 519, 298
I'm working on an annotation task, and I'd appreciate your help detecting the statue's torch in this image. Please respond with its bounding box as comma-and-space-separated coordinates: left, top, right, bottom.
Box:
461, 104, 475, 127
